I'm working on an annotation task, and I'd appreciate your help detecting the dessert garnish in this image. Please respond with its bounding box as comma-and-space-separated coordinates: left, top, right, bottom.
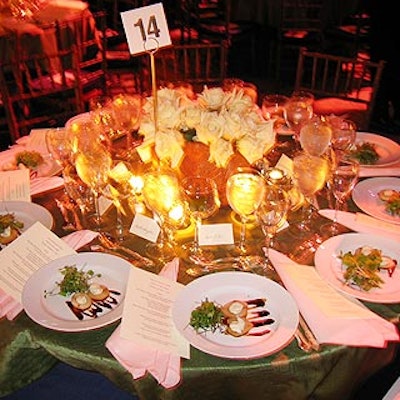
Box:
378, 189, 400, 217
339, 246, 397, 291
349, 142, 379, 165
189, 298, 274, 337
0, 213, 24, 245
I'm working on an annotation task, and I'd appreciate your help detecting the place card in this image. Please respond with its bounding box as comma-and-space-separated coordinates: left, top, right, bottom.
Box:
121, 3, 171, 55
0, 169, 31, 201
130, 213, 160, 242
198, 223, 234, 246
120, 267, 189, 358
275, 154, 293, 176
0, 222, 76, 303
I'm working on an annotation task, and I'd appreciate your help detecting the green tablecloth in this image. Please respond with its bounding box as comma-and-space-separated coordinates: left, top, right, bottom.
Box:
1, 171, 400, 400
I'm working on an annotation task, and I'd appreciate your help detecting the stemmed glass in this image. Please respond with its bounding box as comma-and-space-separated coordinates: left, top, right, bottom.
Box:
283, 97, 314, 142
257, 185, 289, 270
299, 115, 332, 157
74, 142, 113, 230
291, 152, 329, 233
321, 157, 360, 237
326, 116, 357, 157
45, 127, 73, 169
226, 167, 266, 255
181, 176, 220, 263
142, 170, 189, 262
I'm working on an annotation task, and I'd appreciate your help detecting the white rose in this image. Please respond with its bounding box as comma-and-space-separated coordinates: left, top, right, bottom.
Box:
138, 120, 156, 141
180, 104, 202, 129
195, 111, 224, 144
221, 111, 244, 142
198, 87, 227, 110
236, 135, 265, 165
208, 138, 234, 168
155, 129, 185, 168
227, 90, 254, 114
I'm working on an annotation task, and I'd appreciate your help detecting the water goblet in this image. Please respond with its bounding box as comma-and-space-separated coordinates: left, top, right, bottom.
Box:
326, 116, 357, 156
261, 94, 289, 131
45, 127, 73, 168
299, 115, 332, 156
181, 176, 220, 264
320, 157, 360, 237
291, 152, 329, 233
256, 185, 289, 271
226, 167, 266, 255
283, 98, 314, 142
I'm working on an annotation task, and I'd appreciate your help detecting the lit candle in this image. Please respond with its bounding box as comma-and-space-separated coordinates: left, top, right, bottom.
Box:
265, 167, 288, 186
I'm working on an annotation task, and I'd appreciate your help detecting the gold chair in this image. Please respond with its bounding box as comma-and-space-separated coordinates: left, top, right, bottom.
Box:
0, 45, 84, 142
294, 47, 386, 130
138, 42, 228, 93
269, 0, 325, 84
55, 10, 109, 105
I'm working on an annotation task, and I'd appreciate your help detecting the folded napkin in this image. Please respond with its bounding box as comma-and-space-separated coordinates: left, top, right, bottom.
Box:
106, 258, 181, 389
268, 249, 400, 347
319, 209, 400, 242
360, 163, 400, 178
0, 229, 98, 321
30, 177, 64, 196
49, 0, 88, 10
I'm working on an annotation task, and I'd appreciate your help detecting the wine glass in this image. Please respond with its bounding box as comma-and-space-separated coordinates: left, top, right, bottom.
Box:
74, 142, 113, 230
45, 127, 73, 168
257, 185, 289, 270
261, 93, 289, 131
283, 98, 314, 142
142, 170, 189, 262
321, 157, 360, 237
326, 116, 357, 156
299, 115, 332, 156
291, 152, 329, 233
110, 93, 142, 159
181, 176, 220, 264
226, 167, 266, 255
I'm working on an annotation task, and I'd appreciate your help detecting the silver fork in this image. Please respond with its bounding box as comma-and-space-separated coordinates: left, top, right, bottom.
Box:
98, 233, 155, 267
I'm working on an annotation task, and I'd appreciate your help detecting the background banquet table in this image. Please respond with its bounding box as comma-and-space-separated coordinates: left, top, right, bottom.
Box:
1, 148, 400, 400
0, 1, 99, 72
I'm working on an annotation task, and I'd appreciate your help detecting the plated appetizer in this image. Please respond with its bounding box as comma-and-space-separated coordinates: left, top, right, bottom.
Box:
348, 142, 380, 165
44, 265, 120, 320
339, 246, 397, 291
0, 212, 24, 245
189, 298, 274, 337
378, 189, 400, 217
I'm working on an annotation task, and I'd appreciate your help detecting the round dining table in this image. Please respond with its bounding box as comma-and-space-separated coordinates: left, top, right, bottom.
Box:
0, 135, 400, 400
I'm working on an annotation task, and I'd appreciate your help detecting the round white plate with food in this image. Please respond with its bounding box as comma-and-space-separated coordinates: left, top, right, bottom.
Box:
0, 201, 54, 244
353, 132, 400, 167
22, 252, 131, 331
352, 177, 400, 225
172, 271, 299, 359
314, 233, 400, 303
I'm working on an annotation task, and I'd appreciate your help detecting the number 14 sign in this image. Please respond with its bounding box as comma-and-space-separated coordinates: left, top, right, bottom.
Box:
121, 2, 172, 55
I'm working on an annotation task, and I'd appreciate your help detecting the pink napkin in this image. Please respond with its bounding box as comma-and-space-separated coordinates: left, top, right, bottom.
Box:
106, 258, 181, 389
0, 230, 99, 321
268, 249, 400, 347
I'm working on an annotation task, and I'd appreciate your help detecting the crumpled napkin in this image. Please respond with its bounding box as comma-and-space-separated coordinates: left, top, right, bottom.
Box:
106, 258, 181, 389
319, 210, 400, 242
0, 229, 98, 321
268, 249, 400, 347
359, 161, 400, 178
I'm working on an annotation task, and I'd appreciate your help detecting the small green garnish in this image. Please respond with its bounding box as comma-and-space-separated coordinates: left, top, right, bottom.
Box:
189, 298, 224, 333
0, 213, 24, 234
45, 265, 101, 297
15, 150, 44, 168
339, 247, 384, 291
349, 142, 379, 165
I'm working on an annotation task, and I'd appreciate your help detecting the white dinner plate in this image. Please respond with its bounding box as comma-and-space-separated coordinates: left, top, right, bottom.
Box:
314, 233, 400, 303
0, 201, 54, 233
352, 177, 400, 225
22, 252, 131, 331
65, 112, 91, 129
354, 132, 400, 167
172, 272, 299, 359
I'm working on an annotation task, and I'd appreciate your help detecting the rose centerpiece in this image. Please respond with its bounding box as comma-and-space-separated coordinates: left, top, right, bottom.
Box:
136, 85, 275, 204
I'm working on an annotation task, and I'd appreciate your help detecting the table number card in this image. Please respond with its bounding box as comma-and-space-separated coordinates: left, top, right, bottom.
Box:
121, 3, 171, 55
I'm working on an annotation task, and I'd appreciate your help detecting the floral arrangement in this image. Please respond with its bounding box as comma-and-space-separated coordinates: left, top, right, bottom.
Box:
137, 86, 275, 169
